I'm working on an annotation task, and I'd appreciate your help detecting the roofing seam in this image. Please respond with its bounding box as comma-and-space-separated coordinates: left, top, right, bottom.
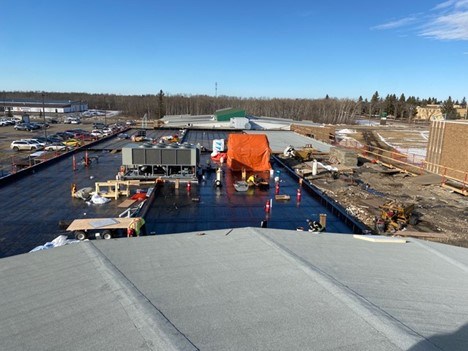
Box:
253, 228, 440, 351
82, 242, 198, 351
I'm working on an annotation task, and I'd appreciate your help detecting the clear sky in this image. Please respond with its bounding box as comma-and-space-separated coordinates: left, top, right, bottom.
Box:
1, 0, 467, 101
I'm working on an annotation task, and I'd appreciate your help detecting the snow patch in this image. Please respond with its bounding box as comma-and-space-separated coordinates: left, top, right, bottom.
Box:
356, 119, 380, 126
336, 128, 357, 134
377, 133, 426, 162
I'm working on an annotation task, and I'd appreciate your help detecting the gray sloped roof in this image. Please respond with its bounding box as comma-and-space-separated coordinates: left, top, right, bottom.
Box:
1, 228, 467, 350
244, 130, 332, 153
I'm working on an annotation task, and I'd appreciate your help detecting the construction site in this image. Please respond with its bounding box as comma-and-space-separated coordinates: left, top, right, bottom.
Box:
1, 113, 468, 351
0, 114, 467, 257
287, 120, 468, 247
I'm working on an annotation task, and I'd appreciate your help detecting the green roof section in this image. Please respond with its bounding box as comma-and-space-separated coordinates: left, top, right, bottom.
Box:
214, 108, 246, 121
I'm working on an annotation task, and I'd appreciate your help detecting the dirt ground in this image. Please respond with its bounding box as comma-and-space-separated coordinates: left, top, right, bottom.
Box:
289, 122, 468, 248
313, 163, 467, 245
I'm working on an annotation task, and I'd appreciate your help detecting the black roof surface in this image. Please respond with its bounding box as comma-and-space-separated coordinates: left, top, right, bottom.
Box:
0, 129, 354, 258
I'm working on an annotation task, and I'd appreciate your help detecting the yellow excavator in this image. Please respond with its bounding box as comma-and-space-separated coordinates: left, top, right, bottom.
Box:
375, 201, 418, 233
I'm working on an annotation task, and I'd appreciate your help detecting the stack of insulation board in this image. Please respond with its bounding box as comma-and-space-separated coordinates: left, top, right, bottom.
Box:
329, 147, 358, 167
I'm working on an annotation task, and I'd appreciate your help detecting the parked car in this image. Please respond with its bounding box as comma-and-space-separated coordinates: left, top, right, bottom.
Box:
14, 123, 33, 131
62, 138, 82, 147
0, 118, 15, 126
47, 136, 65, 143
10, 140, 43, 151
117, 133, 129, 139
54, 132, 74, 140
101, 128, 113, 136
25, 139, 46, 148
33, 122, 49, 129
26, 122, 41, 130
91, 129, 106, 137
73, 132, 94, 141
93, 122, 107, 129
44, 142, 67, 151
64, 117, 81, 124
45, 117, 59, 124
34, 136, 59, 144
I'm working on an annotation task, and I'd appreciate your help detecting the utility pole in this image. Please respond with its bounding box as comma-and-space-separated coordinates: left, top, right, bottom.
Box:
42, 92, 48, 143
215, 82, 218, 98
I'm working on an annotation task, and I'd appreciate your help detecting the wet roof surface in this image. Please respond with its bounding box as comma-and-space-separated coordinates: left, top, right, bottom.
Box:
0, 129, 353, 258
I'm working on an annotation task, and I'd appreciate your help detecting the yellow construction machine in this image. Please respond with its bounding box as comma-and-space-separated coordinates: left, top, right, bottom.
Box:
375, 200, 418, 233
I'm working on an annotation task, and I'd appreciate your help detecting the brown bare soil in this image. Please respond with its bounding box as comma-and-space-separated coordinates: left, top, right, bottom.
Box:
311, 163, 468, 247
289, 123, 468, 248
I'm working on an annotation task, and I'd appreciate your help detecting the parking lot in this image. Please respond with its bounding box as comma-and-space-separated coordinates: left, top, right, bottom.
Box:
0, 114, 129, 176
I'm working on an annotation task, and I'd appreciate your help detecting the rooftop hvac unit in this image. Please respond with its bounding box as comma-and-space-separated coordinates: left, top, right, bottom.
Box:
122, 143, 199, 166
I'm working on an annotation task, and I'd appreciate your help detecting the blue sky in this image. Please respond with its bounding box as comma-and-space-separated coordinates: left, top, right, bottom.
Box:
1, 0, 467, 101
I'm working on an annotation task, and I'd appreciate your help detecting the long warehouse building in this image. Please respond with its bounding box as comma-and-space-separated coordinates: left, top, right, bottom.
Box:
0, 98, 88, 114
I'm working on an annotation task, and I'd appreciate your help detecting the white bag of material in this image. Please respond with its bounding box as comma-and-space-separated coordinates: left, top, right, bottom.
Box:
29, 235, 80, 252
51, 235, 70, 247
91, 193, 111, 204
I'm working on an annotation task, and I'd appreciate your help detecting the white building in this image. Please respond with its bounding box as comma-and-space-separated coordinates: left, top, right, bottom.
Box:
0, 98, 88, 114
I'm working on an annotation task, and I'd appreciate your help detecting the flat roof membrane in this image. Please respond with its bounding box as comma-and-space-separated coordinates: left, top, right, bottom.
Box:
144, 154, 352, 235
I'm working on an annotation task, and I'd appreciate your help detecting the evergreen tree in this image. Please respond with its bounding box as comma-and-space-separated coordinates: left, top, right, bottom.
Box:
357, 96, 363, 115
157, 90, 166, 119
461, 97, 466, 108
441, 96, 458, 120
370, 91, 380, 116
362, 98, 369, 114
383, 94, 393, 115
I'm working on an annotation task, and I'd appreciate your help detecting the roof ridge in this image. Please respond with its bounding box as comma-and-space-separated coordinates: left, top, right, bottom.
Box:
252, 228, 440, 351
81, 242, 199, 351
410, 239, 468, 273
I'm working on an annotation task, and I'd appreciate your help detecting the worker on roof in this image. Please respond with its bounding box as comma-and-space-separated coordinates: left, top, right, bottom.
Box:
247, 174, 259, 186
127, 218, 146, 237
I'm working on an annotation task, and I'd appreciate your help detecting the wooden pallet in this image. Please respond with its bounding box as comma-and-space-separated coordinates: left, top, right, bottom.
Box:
275, 194, 291, 201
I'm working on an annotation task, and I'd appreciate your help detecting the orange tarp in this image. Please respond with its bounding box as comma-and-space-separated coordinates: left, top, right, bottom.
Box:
227, 134, 271, 171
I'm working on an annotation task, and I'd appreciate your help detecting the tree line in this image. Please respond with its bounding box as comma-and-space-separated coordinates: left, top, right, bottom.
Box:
2, 90, 465, 124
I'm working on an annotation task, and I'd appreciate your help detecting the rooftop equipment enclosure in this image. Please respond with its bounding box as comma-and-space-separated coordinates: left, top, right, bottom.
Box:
227, 134, 271, 171
122, 143, 200, 179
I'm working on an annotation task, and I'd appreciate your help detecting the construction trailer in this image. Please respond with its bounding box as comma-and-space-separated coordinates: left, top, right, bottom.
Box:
121, 142, 200, 180
66, 217, 144, 240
